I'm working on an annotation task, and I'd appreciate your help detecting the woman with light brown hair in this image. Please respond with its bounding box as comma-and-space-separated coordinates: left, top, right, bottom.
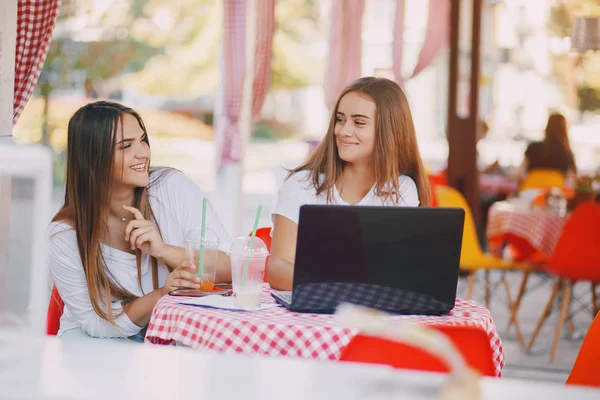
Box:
268, 77, 431, 290
518, 112, 577, 180
48, 101, 231, 340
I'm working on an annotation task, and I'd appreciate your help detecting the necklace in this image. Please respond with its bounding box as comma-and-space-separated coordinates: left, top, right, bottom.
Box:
109, 211, 127, 222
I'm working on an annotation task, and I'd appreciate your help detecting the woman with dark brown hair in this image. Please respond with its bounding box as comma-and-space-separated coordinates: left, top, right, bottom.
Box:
268, 77, 431, 290
518, 113, 577, 179
48, 101, 231, 340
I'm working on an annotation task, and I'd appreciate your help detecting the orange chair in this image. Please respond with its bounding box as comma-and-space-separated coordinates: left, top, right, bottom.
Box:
527, 202, 600, 363
249, 227, 272, 282
46, 285, 64, 335
340, 325, 497, 377
567, 311, 600, 387
435, 186, 514, 299
520, 168, 565, 191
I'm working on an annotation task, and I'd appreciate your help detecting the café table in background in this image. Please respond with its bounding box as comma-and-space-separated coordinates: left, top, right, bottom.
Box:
487, 201, 567, 261
480, 174, 519, 198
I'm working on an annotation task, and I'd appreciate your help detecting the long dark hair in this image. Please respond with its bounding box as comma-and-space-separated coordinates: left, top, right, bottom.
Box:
52, 101, 164, 323
543, 113, 576, 173
289, 77, 431, 206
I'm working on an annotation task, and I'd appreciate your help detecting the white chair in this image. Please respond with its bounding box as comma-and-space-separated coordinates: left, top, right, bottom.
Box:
0, 142, 53, 333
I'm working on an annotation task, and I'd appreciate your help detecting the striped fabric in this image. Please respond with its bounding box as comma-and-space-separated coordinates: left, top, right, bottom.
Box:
216, 0, 275, 167
324, 0, 365, 111
392, 0, 406, 85
409, 0, 450, 79
13, 0, 61, 125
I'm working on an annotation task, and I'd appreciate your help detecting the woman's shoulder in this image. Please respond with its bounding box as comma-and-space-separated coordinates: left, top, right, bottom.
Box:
149, 168, 200, 198
394, 174, 419, 206
47, 221, 77, 251
149, 167, 189, 188
397, 174, 417, 186
282, 170, 317, 192
48, 220, 74, 236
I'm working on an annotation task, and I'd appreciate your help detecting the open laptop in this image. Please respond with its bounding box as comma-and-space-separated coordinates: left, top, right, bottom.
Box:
271, 205, 465, 315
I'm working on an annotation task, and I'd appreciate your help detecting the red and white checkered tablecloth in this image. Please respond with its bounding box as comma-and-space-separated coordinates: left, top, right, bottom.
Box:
146, 284, 505, 377
479, 174, 518, 197
487, 201, 567, 257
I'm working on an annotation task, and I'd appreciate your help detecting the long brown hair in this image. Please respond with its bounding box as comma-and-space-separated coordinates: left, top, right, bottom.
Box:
51, 101, 162, 324
544, 113, 576, 173
289, 77, 431, 206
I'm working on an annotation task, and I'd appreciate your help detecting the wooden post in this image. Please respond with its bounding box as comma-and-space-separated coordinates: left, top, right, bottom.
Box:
447, 0, 482, 222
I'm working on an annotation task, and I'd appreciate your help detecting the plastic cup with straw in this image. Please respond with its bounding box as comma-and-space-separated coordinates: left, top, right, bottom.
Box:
197, 197, 207, 281
241, 205, 262, 288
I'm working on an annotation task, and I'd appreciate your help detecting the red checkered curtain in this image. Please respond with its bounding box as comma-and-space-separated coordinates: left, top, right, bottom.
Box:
252, 0, 274, 120
13, 0, 61, 125
392, 0, 450, 85
324, 0, 365, 111
216, 0, 275, 168
215, 0, 246, 167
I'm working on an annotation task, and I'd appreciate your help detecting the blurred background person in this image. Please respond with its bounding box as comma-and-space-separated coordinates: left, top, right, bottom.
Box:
517, 113, 577, 184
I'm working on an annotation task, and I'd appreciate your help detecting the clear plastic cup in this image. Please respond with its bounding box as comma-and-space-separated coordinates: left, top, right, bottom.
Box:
184, 227, 220, 291
229, 236, 269, 308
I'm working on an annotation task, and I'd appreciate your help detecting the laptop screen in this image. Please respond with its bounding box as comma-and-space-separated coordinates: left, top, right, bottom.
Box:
291, 205, 464, 313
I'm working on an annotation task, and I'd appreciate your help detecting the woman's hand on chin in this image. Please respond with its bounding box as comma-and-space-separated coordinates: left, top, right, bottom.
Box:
123, 205, 167, 258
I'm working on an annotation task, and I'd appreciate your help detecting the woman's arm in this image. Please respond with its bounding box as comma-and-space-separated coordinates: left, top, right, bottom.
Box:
267, 215, 298, 291
124, 263, 200, 326
50, 229, 148, 338
155, 245, 231, 283
50, 227, 202, 338
124, 205, 232, 283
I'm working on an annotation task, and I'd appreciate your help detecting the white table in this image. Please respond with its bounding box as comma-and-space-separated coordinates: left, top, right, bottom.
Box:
1, 332, 599, 400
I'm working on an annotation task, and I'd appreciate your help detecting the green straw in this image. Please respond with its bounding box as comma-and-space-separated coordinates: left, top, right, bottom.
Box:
241, 205, 262, 287
198, 197, 207, 280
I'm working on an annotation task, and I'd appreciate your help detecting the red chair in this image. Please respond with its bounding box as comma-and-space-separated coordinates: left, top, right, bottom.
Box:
46, 285, 64, 335
427, 176, 439, 207
527, 202, 600, 363
567, 311, 600, 388
339, 325, 497, 377
249, 227, 272, 282
428, 170, 448, 187
428, 171, 448, 208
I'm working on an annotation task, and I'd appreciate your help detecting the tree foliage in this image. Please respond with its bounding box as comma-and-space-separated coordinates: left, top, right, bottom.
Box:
548, 0, 600, 112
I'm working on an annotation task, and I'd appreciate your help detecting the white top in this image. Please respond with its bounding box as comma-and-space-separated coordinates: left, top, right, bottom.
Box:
48, 169, 231, 338
272, 170, 420, 226
3, 334, 600, 400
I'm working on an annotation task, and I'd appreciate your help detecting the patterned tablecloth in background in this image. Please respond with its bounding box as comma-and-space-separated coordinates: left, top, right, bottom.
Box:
146, 284, 505, 377
479, 174, 518, 197
487, 201, 567, 257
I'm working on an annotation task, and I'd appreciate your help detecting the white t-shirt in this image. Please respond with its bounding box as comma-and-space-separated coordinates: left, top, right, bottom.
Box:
272, 170, 420, 226
48, 169, 231, 338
